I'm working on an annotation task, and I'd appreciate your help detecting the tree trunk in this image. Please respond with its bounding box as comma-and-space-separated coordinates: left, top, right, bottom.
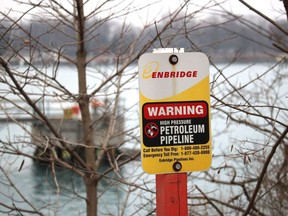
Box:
85, 177, 98, 216
75, 0, 97, 216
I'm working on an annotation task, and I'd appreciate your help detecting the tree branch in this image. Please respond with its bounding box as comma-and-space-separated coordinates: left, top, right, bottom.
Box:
243, 126, 288, 215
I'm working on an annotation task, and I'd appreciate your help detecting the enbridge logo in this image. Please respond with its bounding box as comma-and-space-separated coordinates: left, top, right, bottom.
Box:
142, 61, 159, 79
142, 61, 198, 79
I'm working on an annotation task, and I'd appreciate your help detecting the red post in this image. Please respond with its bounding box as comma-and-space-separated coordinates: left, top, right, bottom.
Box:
156, 173, 188, 216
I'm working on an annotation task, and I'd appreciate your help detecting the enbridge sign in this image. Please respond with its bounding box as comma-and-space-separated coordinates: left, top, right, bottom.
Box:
138, 49, 212, 174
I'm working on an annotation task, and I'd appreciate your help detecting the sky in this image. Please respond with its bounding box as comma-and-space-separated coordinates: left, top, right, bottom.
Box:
1, 0, 286, 23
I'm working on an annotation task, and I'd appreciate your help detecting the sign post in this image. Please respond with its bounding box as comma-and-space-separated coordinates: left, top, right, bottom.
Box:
138, 48, 212, 215
156, 173, 187, 215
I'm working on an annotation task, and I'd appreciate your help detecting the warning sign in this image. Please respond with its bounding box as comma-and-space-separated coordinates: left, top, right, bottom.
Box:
142, 101, 209, 147
138, 50, 212, 174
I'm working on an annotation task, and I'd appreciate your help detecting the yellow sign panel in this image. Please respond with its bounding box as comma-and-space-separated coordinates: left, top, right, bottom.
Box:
138, 52, 212, 174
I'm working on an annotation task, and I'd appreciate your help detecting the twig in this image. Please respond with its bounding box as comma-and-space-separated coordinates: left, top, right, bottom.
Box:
239, 0, 288, 36
154, 21, 164, 48
195, 185, 224, 215
0, 167, 44, 215
243, 126, 288, 215
51, 159, 60, 216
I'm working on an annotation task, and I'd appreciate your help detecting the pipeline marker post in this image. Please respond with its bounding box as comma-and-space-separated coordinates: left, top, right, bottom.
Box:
156, 173, 187, 215
138, 48, 212, 215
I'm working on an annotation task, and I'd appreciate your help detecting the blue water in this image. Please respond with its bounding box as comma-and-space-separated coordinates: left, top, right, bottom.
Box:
0, 124, 150, 216
0, 147, 151, 215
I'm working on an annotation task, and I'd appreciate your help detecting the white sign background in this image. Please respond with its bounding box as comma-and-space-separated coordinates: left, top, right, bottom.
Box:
138, 53, 209, 100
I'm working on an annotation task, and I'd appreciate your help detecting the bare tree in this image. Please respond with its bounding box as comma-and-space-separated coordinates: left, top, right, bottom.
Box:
0, 0, 192, 215
182, 1, 288, 215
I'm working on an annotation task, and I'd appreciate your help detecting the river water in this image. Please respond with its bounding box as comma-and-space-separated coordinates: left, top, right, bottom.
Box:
0, 122, 150, 215
0, 61, 287, 215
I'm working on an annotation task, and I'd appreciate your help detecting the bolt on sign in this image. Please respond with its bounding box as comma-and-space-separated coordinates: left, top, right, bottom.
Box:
138, 49, 212, 174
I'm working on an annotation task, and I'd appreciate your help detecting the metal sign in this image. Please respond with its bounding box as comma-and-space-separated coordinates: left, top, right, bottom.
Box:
138, 50, 212, 174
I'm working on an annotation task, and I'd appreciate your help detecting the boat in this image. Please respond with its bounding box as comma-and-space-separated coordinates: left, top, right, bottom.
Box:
31, 98, 126, 167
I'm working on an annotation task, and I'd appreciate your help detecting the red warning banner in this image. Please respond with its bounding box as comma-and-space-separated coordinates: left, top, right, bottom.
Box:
143, 101, 207, 120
